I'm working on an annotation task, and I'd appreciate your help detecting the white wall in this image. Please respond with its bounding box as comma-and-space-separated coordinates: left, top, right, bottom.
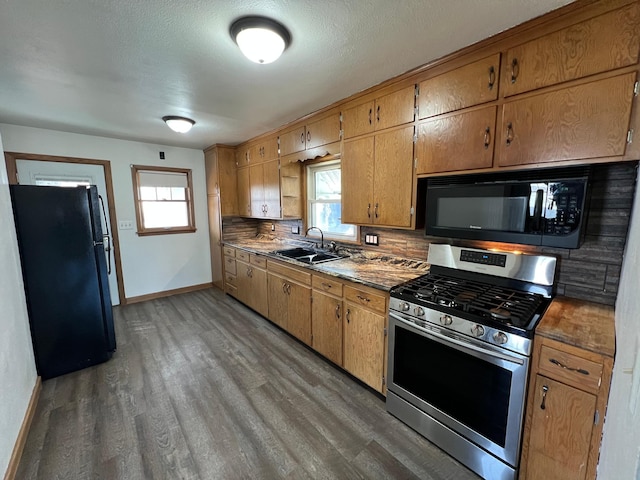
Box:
0, 131, 38, 478
598, 167, 640, 479
0, 124, 211, 299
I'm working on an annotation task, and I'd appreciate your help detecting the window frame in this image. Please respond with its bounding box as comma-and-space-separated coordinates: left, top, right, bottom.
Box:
131, 164, 196, 236
306, 160, 358, 243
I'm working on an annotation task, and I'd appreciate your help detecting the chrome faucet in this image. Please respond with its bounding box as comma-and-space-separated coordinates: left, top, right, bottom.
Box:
305, 226, 324, 249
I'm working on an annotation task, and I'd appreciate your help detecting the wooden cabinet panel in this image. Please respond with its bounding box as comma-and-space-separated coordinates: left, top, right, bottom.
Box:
523, 375, 596, 480
287, 281, 312, 345
342, 100, 375, 138
262, 159, 281, 219
344, 285, 386, 315
249, 163, 265, 218
236, 144, 251, 167
343, 304, 385, 392
373, 126, 414, 227
280, 155, 302, 219
238, 262, 268, 317
503, 3, 640, 97
498, 73, 636, 167
250, 254, 267, 269
224, 255, 237, 275
236, 260, 251, 304
237, 167, 251, 217
269, 261, 311, 285
267, 272, 289, 330
306, 113, 341, 149
224, 272, 236, 287
342, 136, 375, 224
418, 54, 500, 119
236, 250, 250, 263
204, 149, 219, 196
416, 106, 496, 174
207, 195, 223, 289
279, 126, 307, 156
312, 275, 343, 297
223, 246, 235, 257
250, 136, 279, 163
218, 146, 238, 216
375, 85, 416, 131
538, 345, 603, 392
311, 290, 343, 366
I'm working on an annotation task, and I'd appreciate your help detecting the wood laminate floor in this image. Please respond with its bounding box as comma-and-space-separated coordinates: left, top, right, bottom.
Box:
15, 288, 480, 480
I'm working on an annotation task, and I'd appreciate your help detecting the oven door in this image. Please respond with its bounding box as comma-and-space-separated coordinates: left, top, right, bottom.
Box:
387, 310, 529, 467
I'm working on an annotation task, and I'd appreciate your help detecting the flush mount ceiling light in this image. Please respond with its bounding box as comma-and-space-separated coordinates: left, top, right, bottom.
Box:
230, 16, 291, 64
162, 116, 195, 133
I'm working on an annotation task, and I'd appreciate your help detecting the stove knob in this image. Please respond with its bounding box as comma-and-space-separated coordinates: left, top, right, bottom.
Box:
440, 315, 453, 326
493, 331, 508, 345
414, 306, 425, 317
400, 302, 410, 312
471, 324, 485, 337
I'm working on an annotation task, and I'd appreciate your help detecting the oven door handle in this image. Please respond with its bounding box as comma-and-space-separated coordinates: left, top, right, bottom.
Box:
389, 312, 525, 366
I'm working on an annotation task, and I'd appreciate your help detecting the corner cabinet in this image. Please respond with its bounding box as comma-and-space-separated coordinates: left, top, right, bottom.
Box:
342, 125, 415, 228
519, 299, 615, 480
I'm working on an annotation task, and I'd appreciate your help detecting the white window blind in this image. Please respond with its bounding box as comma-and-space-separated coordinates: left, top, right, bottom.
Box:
138, 171, 188, 188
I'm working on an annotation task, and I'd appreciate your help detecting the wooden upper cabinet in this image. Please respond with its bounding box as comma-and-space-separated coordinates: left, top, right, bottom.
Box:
204, 148, 219, 196
249, 163, 265, 218
305, 113, 341, 149
418, 54, 500, 119
342, 136, 375, 225
249, 136, 279, 163
262, 159, 281, 219
237, 166, 251, 217
498, 72, 636, 167
502, 3, 640, 97
343, 85, 416, 138
279, 125, 307, 156
416, 106, 496, 174
217, 146, 238, 216
235, 144, 251, 167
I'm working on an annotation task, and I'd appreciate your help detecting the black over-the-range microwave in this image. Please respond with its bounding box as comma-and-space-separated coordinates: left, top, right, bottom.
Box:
425, 167, 591, 248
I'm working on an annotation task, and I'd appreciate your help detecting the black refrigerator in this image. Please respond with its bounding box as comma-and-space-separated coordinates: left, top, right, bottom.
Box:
10, 185, 117, 379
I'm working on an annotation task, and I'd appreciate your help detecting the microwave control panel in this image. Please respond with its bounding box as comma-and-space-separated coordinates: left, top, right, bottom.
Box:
460, 249, 507, 267
545, 181, 585, 236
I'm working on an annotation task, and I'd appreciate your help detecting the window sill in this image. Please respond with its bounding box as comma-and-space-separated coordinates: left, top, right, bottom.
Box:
136, 227, 197, 236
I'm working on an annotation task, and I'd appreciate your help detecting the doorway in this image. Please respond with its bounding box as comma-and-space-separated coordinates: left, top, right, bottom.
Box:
5, 152, 125, 305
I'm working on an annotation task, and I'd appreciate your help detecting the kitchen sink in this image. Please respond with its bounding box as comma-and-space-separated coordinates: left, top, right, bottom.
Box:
272, 247, 345, 264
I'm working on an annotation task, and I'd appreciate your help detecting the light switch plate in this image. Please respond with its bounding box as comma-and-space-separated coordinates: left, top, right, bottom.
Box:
119, 220, 134, 230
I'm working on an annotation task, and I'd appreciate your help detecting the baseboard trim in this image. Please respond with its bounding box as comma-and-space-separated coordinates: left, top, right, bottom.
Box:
126, 282, 213, 304
3, 377, 41, 480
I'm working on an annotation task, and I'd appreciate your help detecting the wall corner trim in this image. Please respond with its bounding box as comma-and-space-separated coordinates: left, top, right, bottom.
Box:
3, 377, 41, 480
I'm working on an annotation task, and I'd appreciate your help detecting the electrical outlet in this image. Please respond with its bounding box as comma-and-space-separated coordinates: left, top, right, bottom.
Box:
291, 225, 300, 234
119, 220, 134, 230
271, 223, 275, 231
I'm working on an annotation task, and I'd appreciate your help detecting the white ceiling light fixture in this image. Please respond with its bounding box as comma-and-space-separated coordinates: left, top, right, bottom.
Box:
230, 16, 291, 64
162, 116, 195, 133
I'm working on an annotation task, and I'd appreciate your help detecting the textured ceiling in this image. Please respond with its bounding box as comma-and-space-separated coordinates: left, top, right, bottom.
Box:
0, 0, 572, 150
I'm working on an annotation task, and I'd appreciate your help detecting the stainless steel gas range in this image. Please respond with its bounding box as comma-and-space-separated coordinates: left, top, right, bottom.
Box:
386, 244, 557, 480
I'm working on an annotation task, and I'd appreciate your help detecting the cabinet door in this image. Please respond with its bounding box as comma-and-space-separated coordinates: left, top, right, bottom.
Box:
287, 281, 312, 345
418, 54, 500, 119
342, 100, 375, 139
306, 113, 341, 149
280, 157, 302, 219
207, 195, 223, 290
236, 144, 251, 167
375, 85, 415, 131
524, 375, 596, 480
237, 167, 251, 217
342, 136, 375, 224
250, 266, 269, 318
267, 272, 289, 330
503, 3, 640, 97
498, 73, 636, 167
373, 126, 414, 227
251, 136, 279, 163
416, 106, 496, 174
204, 149, 219, 196
279, 126, 307, 156
249, 163, 265, 217
262, 159, 281, 219
343, 304, 385, 392
311, 291, 343, 366
236, 260, 251, 305
218, 147, 238, 216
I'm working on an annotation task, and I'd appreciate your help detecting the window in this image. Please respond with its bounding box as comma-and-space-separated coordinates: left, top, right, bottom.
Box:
306, 161, 357, 242
131, 165, 196, 235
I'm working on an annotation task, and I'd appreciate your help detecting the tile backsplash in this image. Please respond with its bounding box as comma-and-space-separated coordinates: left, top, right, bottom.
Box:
224, 161, 638, 306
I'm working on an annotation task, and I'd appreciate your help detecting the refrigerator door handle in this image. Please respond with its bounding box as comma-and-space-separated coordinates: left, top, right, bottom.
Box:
97, 195, 112, 275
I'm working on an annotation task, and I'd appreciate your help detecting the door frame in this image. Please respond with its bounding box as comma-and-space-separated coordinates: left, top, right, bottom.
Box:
4, 152, 127, 305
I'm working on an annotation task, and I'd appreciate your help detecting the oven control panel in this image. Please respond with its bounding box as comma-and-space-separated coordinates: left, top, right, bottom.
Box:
460, 249, 506, 267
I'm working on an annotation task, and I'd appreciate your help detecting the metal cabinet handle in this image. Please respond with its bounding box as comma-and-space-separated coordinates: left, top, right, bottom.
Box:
368, 108, 372, 125
357, 294, 370, 303
549, 358, 590, 375
483, 127, 491, 149
540, 385, 548, 410
376, 105, 380, 122
282, 282, 287, 294
346, 308, 351, 323
300, 132, 305, 145
307, 131, 311, 143
247, 267, 252, 278
374, 202, 379, 219
488, 65, 496, 90
335, 304, 341, 319
367, 203, 371, 219
322, 282, 332, 290
510, 58, 519, 84
505, 122, 514, 146
286, 284, 291, 295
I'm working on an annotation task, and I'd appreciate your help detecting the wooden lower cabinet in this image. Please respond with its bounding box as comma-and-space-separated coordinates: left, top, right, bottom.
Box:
311, 289, 343, 366
267, 262, 312, 345
236, 257, 268, 317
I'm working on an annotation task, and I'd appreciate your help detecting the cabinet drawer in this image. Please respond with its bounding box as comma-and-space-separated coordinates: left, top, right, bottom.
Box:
236, 250, 250, 262
538, 345, 603, 392
344, 285, 386, 314
268, 260, 311, 286
223, 246, 236, 257
250, 254, 267, 268
224, 256, 237, 276
225, 272, 236, 287
312, 275, 343, 296
226, 283, 238, 298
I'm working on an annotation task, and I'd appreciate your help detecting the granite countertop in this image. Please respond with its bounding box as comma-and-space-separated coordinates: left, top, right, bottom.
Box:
224, 236, 428, 291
